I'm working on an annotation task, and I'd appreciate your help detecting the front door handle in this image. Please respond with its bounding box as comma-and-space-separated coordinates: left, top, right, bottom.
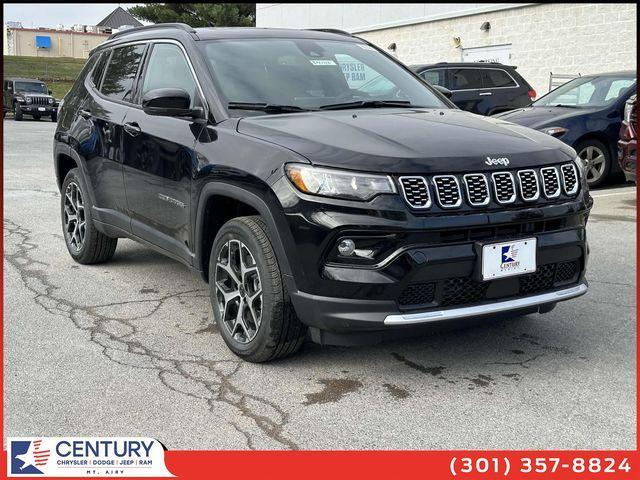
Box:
79, 109, 92, 119
479, 92, 493, 96
123, 122, 142, 137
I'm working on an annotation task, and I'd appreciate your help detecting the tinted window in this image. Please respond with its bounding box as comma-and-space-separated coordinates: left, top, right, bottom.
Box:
14, 81, 48, 93
142, 43, 197, 106
199, 39, 448, 114
482, 69, 517, 88
420, 69, 446, 87
450, 69, 483, 90
605, 79, 635, 101
91, 51, 109, 88
101, 44, 145, 102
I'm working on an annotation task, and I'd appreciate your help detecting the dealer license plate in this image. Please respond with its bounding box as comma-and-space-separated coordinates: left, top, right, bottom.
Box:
38, 107, 46, 111
482, 238, 536, 280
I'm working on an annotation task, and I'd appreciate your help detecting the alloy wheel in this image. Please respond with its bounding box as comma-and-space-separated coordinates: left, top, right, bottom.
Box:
578, 145, 607, 184
63, 181, 86, 252
215, 239, 263, 344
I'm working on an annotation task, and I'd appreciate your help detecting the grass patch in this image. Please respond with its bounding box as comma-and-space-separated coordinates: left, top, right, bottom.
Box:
3, 56, 87, 99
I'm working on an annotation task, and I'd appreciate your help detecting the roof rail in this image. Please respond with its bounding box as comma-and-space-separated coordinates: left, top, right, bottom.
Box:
308, 28, 352, 37
108, 23, 196, 40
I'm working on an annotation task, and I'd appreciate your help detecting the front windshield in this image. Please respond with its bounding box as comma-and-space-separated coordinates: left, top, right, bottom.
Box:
199, 38, 449, 114
534, 75, 636, 108
14, 81, 48, 94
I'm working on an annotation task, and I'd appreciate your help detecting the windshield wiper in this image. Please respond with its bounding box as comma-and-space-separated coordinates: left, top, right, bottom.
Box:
318, 100, 418, 110
548, 104, 580, 108
227, 102, 313, 113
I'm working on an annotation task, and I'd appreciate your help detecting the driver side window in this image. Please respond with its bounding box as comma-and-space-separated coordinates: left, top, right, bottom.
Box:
142, 43, 197, 108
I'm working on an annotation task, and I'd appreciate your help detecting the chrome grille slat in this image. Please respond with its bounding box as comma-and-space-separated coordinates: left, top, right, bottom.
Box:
540, 167, 561, 198
560, 163, 579, 195
31, 96, 48, 106
491, 172, 516, 204
432, 175, 462, 208
398, 176, 431, 209
517, 169, 540, 202
463, 173, 489, 206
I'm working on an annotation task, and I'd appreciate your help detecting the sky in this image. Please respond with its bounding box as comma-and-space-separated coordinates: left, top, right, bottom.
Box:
3, 3, 148, 29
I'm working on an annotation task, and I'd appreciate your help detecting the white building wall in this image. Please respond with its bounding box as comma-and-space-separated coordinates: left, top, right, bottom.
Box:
257, 3, 637, 96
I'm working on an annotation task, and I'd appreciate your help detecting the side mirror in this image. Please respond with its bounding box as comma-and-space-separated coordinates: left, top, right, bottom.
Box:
432, 85, 453, 99
48, 89, 53, 95
142, 88, 193, 117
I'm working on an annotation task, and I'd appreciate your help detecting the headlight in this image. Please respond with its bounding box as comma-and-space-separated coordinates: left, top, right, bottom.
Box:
574, 155, 587, 183
26, 97, 32, 104
15, 97, 25, 103
285, 164, 396, 201
540, 126, 568, 137
48, 98, 54, 105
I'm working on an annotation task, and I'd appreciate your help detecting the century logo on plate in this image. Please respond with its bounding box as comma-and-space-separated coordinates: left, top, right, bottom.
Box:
7, 437, 174, 477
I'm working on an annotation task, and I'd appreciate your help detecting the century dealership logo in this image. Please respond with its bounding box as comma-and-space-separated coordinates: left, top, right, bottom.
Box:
501, 245, 520, 271
8, 438, 174, 477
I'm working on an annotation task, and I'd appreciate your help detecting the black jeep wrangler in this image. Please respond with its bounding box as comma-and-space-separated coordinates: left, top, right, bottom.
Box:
53, 24, 592, 362
4, 77, 58, 121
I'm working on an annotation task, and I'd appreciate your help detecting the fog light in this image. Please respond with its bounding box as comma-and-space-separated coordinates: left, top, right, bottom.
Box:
338, 239, 356, 256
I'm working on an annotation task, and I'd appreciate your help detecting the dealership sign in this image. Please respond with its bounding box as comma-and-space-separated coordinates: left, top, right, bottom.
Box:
8, 437, 174, 477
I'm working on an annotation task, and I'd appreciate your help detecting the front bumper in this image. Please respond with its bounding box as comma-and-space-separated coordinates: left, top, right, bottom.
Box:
19, 105, 57, 114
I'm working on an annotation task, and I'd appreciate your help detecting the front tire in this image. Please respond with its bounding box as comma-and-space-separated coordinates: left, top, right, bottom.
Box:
209, 216, 306, 362
576, 139, 610, 188
14, 104, 23, 121
51, 112, 58, 122
61, 168, 118, 264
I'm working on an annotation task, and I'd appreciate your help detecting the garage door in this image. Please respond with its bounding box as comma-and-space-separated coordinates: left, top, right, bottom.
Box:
462, 44, 512, 64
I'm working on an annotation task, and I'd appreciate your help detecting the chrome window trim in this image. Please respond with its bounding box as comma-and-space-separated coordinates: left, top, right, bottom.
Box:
462, 173, 490, 207
540, 166, 561, 198
398, 176, 431, 209
517, 169, 540, 202
432, 175, 463, 208
560, 163, 579, 195
491, 171, 517, 204
384, 284, 588, 325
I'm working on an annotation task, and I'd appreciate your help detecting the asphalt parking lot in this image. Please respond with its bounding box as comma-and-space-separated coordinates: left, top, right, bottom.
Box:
3, 119, 636, 450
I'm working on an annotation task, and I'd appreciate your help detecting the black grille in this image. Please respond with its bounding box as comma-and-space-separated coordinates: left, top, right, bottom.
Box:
517, 170, 539, 201
30, 96, 49, 106
463, 174, 490, 206
441, 277, 488, 307
555, 260, 579, 283
398, 282, 435, 306
432, 175, 461, 208
399, 176, 431, 208
491, 172, 516, 204
519, 264, 556, 295
541, 167, 561, 198
560, 163, 578, 195
398, 261, 582, 309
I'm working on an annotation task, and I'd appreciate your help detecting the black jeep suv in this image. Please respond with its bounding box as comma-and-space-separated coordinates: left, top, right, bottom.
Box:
4, 77, 58, 121
54, 24, 591, 362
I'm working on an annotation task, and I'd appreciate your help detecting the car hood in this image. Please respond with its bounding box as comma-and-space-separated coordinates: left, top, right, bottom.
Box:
16, 92, 53, 99
493, 106, 599, 129
237, 108, 576, 174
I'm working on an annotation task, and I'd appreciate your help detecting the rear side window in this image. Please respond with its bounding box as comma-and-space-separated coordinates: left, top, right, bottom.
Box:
101, 44, 146, 102
419, 69, 446, 87
90, 51, 109, 88
141, 43, 197, 106
450, 68, 483, 90
482, 69, 517, 88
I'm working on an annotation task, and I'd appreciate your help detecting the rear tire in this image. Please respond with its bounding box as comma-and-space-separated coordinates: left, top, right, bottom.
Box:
209, 216, 306, 362
61, 168, 118, 264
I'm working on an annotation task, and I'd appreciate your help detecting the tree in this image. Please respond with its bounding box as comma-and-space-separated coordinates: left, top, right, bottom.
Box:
128, 3, 255, 27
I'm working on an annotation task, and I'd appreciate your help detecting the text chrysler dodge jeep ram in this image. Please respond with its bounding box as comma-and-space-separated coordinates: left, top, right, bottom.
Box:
54, 24, 592, 362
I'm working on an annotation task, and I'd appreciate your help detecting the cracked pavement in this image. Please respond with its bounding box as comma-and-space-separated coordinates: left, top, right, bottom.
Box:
4, 120, 636, 449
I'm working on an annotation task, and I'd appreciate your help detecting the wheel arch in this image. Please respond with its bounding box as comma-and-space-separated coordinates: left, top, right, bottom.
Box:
573, 131, 615, 159
195, 183, 293, 283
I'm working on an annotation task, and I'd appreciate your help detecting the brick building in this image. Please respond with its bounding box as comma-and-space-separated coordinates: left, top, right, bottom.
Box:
256, 3, 637, 95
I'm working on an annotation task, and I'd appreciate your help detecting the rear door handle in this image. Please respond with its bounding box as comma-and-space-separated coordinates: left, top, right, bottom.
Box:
479, 92, 493, 96
79, 109, 92, 119
123, 122, 142, 137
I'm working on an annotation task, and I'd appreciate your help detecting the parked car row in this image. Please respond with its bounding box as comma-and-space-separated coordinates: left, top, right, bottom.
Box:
411, 62, 636, 188
3, 77, 58, 121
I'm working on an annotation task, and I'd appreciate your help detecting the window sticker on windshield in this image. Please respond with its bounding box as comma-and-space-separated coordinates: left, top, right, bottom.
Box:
309, 59, 337, 66
356, 44, 376, 51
